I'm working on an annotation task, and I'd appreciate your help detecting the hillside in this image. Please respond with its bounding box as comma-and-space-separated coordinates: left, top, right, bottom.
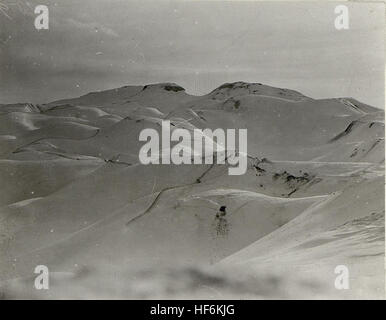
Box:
0, 82, 384, 299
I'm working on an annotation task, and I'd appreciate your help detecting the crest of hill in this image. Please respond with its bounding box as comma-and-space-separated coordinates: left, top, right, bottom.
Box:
1, 81, 382, 113
207, 81, 311, 102
45, 83, 190, 108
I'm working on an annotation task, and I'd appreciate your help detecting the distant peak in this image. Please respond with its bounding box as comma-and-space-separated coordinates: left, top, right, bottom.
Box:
209, 81, 309, 101
212, 81, 262, 92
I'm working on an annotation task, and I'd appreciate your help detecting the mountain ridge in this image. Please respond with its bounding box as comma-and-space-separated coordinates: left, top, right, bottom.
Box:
1, 81, 383, 111
0, 80, 384, 299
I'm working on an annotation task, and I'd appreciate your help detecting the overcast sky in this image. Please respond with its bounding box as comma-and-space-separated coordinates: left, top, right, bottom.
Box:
0, 0, 384, 108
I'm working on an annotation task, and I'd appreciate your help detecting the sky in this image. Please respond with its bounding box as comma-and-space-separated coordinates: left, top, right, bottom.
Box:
0, 0, 384, 108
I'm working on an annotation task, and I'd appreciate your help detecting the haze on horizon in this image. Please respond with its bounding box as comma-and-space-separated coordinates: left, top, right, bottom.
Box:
0, 0, 384, 108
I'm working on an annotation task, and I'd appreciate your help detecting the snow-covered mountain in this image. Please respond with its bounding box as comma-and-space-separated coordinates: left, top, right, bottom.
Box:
0, 82, 384, 299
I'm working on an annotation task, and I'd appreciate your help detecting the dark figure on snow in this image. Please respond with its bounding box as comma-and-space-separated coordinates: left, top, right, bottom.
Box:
216, 206, 227, 218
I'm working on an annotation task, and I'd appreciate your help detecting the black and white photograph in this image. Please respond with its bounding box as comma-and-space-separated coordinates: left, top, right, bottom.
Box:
0, 0, 384, 302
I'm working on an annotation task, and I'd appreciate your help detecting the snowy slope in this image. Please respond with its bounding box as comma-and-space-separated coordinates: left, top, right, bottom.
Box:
0, 82, 384, 299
